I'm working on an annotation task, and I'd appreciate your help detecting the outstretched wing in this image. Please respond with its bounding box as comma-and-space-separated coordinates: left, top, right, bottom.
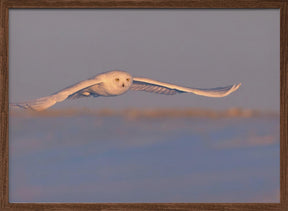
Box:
10, 78, 102, 111
131, 77, 241, 97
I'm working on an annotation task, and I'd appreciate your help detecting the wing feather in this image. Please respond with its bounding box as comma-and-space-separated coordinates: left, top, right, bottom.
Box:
130, 81, 178, 95
132, 77, 241, 97
10, 78, 102, 111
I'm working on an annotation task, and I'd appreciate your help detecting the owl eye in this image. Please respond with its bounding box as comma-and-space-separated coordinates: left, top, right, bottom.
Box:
115, 78, 120, 82
126, 78, 130, 82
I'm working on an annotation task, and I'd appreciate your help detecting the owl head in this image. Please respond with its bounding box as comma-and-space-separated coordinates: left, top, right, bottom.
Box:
98, 70, 133, 95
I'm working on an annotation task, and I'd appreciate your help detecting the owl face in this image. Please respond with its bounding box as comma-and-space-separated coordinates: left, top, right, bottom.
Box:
101, 70, 133, 95
112, 72, 132, 89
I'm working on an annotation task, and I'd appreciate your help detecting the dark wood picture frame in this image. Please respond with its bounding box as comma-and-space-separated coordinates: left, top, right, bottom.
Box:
1, 0, 287, 210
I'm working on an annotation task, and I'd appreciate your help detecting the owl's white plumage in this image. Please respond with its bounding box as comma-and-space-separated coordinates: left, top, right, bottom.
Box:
10, 70, 241, 111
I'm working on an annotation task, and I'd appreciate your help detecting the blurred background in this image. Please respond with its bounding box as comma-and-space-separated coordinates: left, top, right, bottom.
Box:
9, 9, 279, 202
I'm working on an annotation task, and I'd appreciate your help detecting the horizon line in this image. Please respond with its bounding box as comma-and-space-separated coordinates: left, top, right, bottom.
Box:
9, 107, 279, 119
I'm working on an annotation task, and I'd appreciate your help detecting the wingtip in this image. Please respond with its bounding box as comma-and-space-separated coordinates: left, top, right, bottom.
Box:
233, 83, 242, 90
224, 83, 241, 97
237, 83, 242, 89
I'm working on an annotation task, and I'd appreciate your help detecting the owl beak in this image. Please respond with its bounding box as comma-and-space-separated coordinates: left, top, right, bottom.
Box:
122, 83, 125, 87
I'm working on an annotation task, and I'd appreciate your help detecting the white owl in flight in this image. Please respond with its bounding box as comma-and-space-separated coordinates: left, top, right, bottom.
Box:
10, 70, 241, 111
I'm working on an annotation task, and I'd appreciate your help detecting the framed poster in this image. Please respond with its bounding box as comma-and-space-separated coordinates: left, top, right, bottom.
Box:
1, 0, 287, 210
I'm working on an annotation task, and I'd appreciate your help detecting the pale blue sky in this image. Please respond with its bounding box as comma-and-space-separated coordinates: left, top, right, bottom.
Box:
9, 9, 280, 111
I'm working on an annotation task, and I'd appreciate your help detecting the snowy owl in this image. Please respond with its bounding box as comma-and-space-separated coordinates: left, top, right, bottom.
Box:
10, 70, 241, 111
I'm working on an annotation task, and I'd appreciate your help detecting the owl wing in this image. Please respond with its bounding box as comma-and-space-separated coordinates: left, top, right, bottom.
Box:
67, 85, 101, 100
131, 77, 241, 97
10, 78, 102, 111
